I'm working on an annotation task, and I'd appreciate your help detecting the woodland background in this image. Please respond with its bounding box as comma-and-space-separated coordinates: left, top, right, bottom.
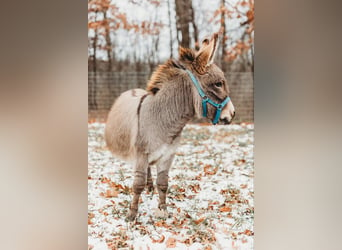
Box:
88, 0, 254, 122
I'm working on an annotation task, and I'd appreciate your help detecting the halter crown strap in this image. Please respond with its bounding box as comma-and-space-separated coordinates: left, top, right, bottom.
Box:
186, 70, 206, 97
185, 69, 231, 125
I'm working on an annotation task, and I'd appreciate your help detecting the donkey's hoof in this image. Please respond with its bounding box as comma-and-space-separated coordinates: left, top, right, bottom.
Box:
154, 206, 168, 218
158, 204, 167, 210
127, 209, 138, 221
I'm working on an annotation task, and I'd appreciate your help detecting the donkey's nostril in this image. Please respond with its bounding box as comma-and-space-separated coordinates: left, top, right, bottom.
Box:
219, 118, 230, 124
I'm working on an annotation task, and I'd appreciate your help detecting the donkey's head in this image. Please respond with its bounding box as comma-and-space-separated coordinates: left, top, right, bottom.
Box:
179, 33, 235, 125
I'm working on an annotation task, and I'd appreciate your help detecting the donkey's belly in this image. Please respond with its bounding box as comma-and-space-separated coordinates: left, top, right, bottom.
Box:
148, 142, 179, 165
105, 89, 147, 161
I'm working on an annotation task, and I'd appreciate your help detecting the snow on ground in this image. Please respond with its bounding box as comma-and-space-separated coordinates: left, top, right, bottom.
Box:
88, 123, 254, 250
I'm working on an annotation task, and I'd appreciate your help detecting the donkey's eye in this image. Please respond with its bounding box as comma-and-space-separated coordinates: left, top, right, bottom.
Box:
214, 82, 223, 88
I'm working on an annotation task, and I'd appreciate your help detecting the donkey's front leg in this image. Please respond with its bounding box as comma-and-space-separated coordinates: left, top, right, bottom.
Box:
156, 154, 175, 212
127, 155, 148, 221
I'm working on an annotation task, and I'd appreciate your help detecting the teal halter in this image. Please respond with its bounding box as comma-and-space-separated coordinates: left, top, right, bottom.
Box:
185, 69, 231, 125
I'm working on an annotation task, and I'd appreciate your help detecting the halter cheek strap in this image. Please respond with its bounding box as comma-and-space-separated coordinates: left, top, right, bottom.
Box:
185, 69, 231, 125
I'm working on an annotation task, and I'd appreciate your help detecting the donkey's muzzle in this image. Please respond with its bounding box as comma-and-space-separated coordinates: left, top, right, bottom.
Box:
219, 111, 235, 125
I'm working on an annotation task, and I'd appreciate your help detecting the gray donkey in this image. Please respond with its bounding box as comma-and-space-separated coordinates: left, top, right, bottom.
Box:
105, 32, 235, 220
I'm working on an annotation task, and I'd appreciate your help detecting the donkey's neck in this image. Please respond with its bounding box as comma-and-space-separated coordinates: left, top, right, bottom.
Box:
149, 79, 195, 143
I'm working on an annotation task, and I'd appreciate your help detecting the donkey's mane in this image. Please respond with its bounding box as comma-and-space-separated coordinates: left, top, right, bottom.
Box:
146, 47, 196, 95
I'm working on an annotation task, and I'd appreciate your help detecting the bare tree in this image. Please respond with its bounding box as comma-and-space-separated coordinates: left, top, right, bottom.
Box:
90, 10, 98, 109
189, 3, 199, 50
175, 0, 191, 48
103, 10, 113, 72
220, 0, 228, 71
167, 0, 174, 58
92, 13, 98, 73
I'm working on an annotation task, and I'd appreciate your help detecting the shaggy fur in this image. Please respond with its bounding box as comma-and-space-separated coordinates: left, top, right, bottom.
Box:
105, 32, 235, 220
146, 33, 218, 94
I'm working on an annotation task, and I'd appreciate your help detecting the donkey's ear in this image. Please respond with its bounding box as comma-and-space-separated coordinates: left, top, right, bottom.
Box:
200, 37, 210, 47
179, 47, 196, 62
194, 33, 219, 74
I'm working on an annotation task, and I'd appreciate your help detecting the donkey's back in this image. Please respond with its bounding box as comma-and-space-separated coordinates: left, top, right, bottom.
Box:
105, 88, 147, 161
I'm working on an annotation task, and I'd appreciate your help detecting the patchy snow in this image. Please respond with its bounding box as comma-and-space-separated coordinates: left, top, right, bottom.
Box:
88, 123, 254, 249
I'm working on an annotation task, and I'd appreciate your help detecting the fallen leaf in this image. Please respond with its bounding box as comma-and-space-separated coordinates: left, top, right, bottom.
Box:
204, 164, 218, 175
219, 206, 232, 212
194, 217, 205, 225
220, 189, 228, 194
154, 220, 171, 228
88, 218, 93, 225
227, 200, 238, 204
189, 184, 201, 193
150, 234, 165, 243
233, 159, 246, 166
103, 188, 119, 198
100, 177, 111, 183
174, 194, 186, 201
166, 237, 177, 248
88, 213, 95, 225
172, 218, 187, 228
114, 183, 125, 190
195, 173, 202, 180
243, 229, 254, 236
181, 236, 194, 246
154, 221, 164, 227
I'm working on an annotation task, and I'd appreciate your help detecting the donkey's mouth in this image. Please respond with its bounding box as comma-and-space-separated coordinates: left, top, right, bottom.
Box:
218, 118, 232, 125
219, 111, 235, 125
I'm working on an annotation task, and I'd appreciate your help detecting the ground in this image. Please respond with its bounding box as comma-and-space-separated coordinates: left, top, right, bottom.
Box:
88, 123, 254, 250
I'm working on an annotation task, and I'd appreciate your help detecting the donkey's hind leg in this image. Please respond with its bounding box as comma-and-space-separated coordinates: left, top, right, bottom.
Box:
146, 166, 154, 193
127, 155, 148, 221
156, 154, 175, 212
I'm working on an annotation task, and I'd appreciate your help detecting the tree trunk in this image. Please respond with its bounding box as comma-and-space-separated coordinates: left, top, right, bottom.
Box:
175, 0, 191, 48
190, 3, 199, 50
103, 10, 112, 72
220, 0, 228, 71
91, 11, 98, 110
250, 39, 254, 72
167, 0, 174, 57
92, 32, 97, 73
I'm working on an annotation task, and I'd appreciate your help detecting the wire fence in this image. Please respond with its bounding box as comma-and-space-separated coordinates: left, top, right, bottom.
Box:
88, 71, 253, 123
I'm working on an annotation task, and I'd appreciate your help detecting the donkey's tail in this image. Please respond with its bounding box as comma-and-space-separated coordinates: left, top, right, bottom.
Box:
105, 89, 147, 162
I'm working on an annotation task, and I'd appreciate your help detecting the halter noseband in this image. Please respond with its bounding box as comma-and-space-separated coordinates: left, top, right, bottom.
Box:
185, 69, 231, 125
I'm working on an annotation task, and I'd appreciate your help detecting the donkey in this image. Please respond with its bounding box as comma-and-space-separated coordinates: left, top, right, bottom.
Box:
105, 32, 235, 221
